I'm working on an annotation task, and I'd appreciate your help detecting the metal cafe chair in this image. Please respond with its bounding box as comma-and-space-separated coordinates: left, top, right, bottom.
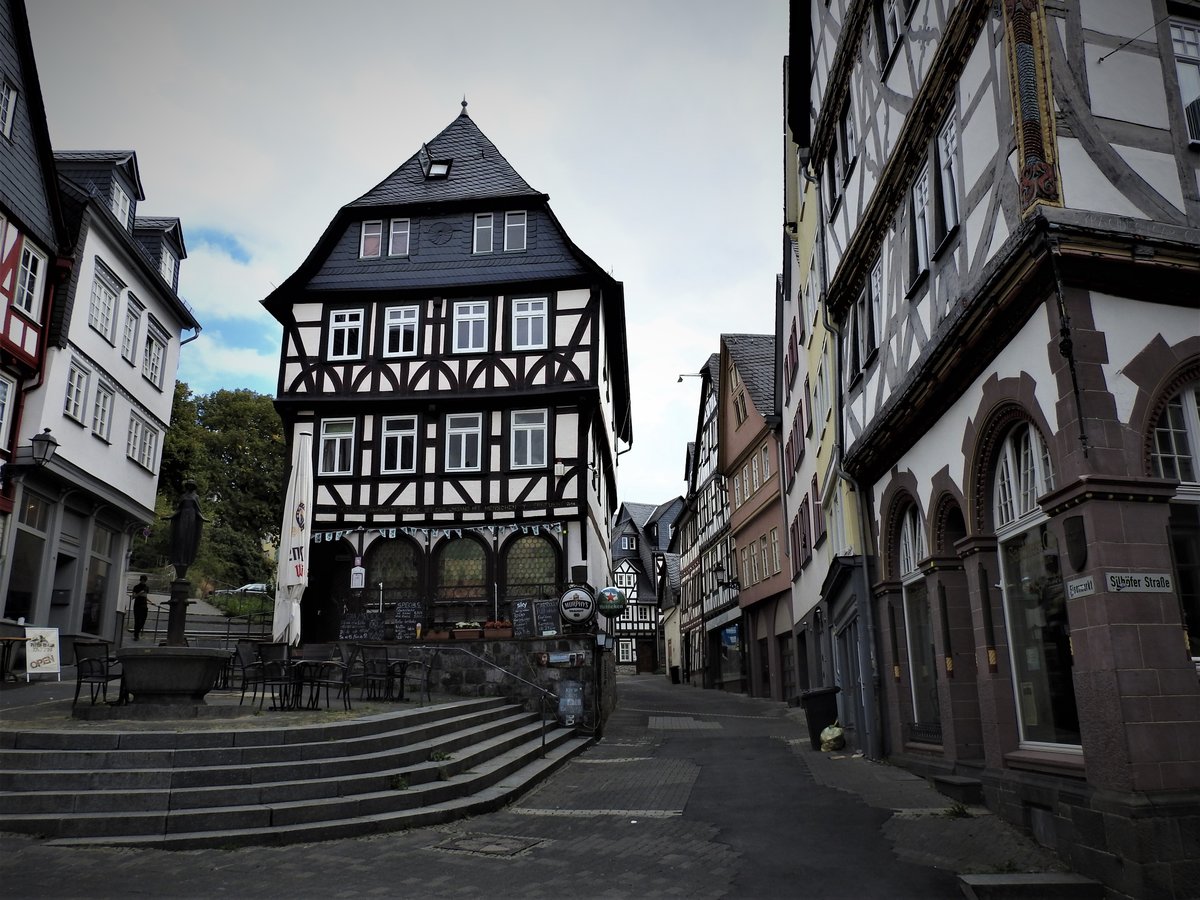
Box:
73, 641, 125, 706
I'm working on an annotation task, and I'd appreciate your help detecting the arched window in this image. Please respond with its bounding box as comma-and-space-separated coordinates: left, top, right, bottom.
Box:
366, 538, 421, 602
502, 535, 558, 601
1150, 378, 1200, 662
898, 502, 939, 738
434, 538, 488, 603
992, 422, 1078, 747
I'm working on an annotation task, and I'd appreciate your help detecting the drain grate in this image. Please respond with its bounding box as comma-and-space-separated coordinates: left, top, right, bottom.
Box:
431, 832, 547, 858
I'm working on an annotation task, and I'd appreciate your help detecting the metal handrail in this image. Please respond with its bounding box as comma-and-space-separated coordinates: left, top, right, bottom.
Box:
410, 643, 559, 757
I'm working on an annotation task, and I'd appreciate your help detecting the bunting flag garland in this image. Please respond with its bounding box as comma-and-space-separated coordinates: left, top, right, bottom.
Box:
312, 522, 564, 545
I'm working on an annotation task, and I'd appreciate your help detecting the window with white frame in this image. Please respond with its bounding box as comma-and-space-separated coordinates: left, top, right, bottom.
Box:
1151, 379, 1200, 658
126, 414, 159, 471
869, 259, 884, 353
0, 372, 13, 448
511, 409, 547, 468
88, 260, 122, 342
512, 297, 547, 350
504, 211, 527, 251
383, 305, 419, 357
92, 384, 114, 441
14, 242, 46, 318
473, 213, 493, 254
751, 455, 760, 491
380, 415, 417, 474
621, 534, 638, 551
360, 220, 383, 258
109, 181, 131, 227
453, 301, 488, 352
64, 364, 89, 422
899, 503, 939, 733
0, 81, 16, 138
388, 218, 410, 256
992, 422, 1078, 746
329, 309, 363, 360
876, 0, 905, 65
1172, 20, 1200, 143
142, 325, 167, 388
159, 246, 177, 287
759, 536, 769, 581
937, 117, 960, 237
319, 419, 355, 475
618, 640, 633, 663
761, 444, 771, 481
910, 166, 931, 283
121, 296, 143, 363
770, 527, 781, 574
446, 413, 482, 471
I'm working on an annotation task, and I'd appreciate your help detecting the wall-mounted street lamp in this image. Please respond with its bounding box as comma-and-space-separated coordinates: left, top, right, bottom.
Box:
677, 373, 703, 383
714, 560, 740, 592
2, 428, 59, 489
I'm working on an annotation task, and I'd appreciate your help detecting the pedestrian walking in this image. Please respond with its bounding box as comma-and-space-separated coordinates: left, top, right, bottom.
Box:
131, 575, 149, 641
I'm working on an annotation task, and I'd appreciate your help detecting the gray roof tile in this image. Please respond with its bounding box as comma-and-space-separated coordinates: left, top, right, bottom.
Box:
724, 333, 775, 417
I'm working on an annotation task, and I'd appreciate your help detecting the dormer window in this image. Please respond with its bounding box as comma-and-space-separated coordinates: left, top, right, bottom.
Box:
159, 245, 177, 288
110, 182, 131, 228
360, 221, 383, 258
504, 211, 527, 251
420, 142, 452, 179
473, 214, 493, 254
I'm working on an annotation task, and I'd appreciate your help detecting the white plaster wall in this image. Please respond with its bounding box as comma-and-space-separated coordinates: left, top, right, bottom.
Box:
1080, 0, 1157, 39
1094, 293, 1200, 424
1058, 138, 1147, 219
1084, 42, 1169, 130
870, 304, 1057, 521
1111, 144, 1186, 213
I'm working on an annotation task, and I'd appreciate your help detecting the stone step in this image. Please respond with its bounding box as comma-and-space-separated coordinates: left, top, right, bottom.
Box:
0, 700, 515, 771
42, 735, 590, 850
0, 708, 539, 800
930, 774, 984, 806
958, 873, 1105, 900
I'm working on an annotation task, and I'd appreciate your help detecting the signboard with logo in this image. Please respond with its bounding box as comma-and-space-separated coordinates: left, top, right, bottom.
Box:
596, 586, 626, 616
24, 627, 60, 681
559, 587, 596, 623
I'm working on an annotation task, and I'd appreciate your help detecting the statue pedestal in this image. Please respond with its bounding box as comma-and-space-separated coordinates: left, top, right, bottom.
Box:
115, 646, 230, 705
166, 579, 194, 646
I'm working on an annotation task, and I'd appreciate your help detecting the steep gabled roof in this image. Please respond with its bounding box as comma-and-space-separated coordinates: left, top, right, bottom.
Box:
723, 333, 775, 418
134, 216, 187, 259
348, 104, 545, 209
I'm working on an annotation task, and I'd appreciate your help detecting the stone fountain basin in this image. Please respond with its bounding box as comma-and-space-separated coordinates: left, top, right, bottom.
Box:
116, 646, 231, 705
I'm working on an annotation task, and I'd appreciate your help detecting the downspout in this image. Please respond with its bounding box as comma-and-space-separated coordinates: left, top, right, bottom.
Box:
814, 166, 884, 761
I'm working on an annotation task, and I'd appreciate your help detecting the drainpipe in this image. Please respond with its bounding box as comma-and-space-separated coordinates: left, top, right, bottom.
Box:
814, 166, 884, 761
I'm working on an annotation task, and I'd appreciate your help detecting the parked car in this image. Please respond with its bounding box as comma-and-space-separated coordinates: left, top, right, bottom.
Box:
212, 583, 270, 596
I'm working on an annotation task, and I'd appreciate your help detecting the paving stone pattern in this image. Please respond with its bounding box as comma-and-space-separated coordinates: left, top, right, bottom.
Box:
0, 673, 1066, 898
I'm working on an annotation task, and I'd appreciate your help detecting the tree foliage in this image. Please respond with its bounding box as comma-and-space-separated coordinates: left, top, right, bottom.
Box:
131, 383, 286, 594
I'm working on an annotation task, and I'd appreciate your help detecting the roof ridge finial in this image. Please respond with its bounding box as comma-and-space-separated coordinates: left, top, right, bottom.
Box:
460, 95, 468, 116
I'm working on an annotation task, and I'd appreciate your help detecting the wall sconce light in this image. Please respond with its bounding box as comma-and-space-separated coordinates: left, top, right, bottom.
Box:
714, 561, 740, 592
2, 428, 59, 488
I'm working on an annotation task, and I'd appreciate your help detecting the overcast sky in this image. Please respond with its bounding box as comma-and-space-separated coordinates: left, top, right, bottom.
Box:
27, 0, 788, 506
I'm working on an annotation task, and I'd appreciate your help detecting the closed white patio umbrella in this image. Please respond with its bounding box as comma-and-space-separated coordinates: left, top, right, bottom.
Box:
273, 432, 313, 645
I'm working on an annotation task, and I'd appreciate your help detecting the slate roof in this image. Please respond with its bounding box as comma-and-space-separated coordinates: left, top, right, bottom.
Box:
134, 216, 187, 258
54, 150, 145, 200
723, 333, 775, 418
348, 104, 545, 209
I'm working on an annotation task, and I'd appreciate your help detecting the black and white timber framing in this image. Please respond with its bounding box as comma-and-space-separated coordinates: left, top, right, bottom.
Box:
264, 105, 631, 634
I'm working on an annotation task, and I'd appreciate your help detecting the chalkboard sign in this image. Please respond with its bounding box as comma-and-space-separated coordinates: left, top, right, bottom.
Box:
339, 612, 385, 641
557, 679, 584, 725
511, 598, 536, 639
393, 599, 424, 641
534, 600, 559, 637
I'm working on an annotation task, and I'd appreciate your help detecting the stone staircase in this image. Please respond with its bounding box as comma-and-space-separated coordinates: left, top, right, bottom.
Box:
0, 696, 589, 849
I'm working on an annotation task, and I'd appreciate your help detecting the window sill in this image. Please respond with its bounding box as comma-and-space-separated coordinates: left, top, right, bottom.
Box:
905, 269, 929, 300
1004, 747, 1086, 779
842, 155, 858, 186
932, 225, 959, 262
862, 346, 879, 370
91, 432, 112, 446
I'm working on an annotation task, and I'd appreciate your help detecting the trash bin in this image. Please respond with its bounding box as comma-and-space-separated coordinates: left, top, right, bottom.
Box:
669, 665, 680, 684
799, 686, 841, 751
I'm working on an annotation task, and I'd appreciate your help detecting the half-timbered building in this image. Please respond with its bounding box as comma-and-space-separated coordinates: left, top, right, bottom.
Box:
609, 498, 683, 672
718, 333, 791, 700
804, 0, 1200, 893
265, 105, 631, 638
673, 353, 742, 689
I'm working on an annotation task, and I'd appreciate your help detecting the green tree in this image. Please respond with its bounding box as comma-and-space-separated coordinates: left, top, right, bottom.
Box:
131, 383, 286, 595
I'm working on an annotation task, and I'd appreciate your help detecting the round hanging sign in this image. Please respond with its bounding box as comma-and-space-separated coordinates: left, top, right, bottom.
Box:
559, 587, 596, 623
596, 586, 627, 616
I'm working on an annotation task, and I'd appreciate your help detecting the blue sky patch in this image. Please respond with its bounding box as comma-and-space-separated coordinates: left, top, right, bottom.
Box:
191, 227, 251, 263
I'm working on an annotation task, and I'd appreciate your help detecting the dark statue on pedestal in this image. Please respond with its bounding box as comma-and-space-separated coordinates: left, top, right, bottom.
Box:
166, 479, 207, 646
